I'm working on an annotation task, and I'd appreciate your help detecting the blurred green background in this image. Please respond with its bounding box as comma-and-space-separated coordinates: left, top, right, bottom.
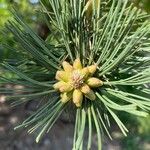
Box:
0, 0, 49, 62
0, 0, 150, 150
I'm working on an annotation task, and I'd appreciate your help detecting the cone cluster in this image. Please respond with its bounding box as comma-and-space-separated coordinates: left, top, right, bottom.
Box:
53, 58, 103, 107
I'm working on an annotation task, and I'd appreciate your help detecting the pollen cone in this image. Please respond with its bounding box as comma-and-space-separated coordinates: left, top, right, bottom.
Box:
85, 90, 96, 100
62, 61, 73, 72
88, 64, 97, 75
81, 67, 89, 79
86, 77, 103, 87
80, 84, 91, 94
73, 89, 83, 107
55, 71, 69, 82
53, 81, 65, 90
61, 92, 72, 103
73, 58, 82, 70
59, 83, 73, 92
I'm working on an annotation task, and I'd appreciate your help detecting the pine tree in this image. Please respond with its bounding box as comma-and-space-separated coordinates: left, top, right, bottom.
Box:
0, 0, 150, 149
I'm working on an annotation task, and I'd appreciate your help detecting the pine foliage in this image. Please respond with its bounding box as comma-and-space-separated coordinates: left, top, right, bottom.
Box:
0, 0, 150, 149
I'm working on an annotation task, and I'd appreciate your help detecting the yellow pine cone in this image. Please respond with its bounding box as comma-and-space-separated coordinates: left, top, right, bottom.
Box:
80, 84, 96, 101
85, 89, 96, 100
75, 101, 83, 107
73, 89, 83, 107
59, 83, 73, 93
80, 84, 91, 94
61, 92, 72, 103
55, 71, 69, 82
86, 77, 103, 87
54, 58, 103, 107
88, 64, 97, 75
62, 61, 73, 72
53, 81, 65, 90
73, 58, 82, 69
81, 67, 89, 79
